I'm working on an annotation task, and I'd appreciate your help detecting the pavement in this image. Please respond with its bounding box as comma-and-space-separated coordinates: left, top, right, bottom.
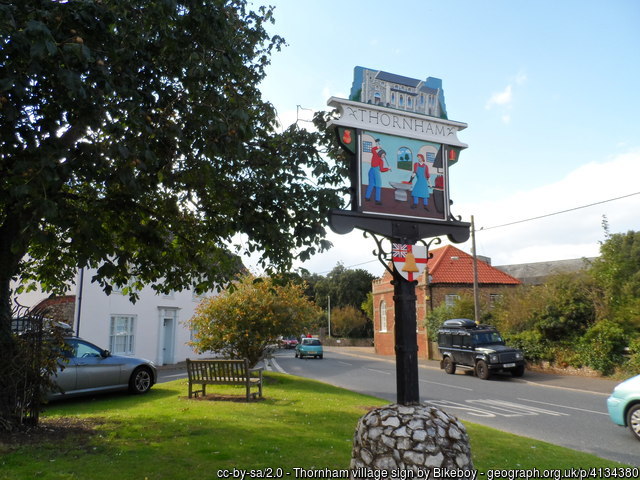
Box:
158, 346, 622, 396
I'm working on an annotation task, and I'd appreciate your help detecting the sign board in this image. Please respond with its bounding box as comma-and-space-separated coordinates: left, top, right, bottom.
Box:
327, 67, 470, 245
328, 97, 467, 222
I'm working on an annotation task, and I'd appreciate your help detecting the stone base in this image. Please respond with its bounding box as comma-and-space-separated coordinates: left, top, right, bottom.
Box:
351, 403, 473, 478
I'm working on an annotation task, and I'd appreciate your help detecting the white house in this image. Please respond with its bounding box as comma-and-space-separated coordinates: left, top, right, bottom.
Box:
14, 268, 215, 366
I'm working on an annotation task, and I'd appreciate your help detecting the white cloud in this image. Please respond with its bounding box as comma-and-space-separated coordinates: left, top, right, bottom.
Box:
287, 149, 640, 276
485, 84, 513, 109
457, 149, 640, 266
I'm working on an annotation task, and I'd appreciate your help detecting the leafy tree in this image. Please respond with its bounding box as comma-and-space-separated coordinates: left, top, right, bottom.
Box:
313, 263, 375, 311
329, 305, 369, 338
0, 0, 345, 429
188, 276, 321, 366
591, 230, 640, 331
530, 273, 597, 341
361, 291, 373, 321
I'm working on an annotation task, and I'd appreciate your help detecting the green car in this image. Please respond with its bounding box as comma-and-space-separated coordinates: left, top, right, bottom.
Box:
295, 338, 323, 359
607, 373, 640, 441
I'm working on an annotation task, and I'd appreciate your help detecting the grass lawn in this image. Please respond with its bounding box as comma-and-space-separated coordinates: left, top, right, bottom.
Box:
0, 372, 634, 480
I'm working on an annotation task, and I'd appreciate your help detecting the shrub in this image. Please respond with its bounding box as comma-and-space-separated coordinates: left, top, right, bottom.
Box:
576, 320, 626, 375
624, 336, 640, 375
505, 330, 552, 363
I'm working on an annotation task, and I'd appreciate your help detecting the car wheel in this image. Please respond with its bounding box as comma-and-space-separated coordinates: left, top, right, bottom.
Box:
319, 354, 323, 359
475, 360, 490, 380
294, 351, 298, 358
129, 366, 153, 394
627, 404, 640, 441
443, 356, 456, 375
511, 365, 525, 377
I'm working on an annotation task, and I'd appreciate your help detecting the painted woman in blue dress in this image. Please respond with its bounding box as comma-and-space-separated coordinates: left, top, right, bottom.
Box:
410, 154, 431, 210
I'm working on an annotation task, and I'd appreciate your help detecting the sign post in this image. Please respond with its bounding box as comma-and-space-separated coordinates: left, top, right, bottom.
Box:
327, 68, 470, 405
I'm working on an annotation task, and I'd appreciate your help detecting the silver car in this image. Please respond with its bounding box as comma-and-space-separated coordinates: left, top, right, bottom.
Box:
49, 337, 157, 399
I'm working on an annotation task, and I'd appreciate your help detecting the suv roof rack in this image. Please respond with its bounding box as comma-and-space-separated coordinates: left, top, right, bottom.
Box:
442, 318, 476, 329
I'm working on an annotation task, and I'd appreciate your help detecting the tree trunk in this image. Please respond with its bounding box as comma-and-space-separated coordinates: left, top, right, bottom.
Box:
0, 216, 28, 431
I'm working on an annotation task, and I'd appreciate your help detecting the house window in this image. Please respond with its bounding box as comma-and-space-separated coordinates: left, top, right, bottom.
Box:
110, 315, 136, 355
489, 293, 502, 307
445, 294, 460, 307
380, 300, 388, 332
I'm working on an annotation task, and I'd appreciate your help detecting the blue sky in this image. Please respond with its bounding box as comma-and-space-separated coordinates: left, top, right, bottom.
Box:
251, 0, 640, 276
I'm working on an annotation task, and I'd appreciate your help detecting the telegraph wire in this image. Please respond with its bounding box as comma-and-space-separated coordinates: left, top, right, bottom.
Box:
478, 191, 640, 231
316, 190, 640, 274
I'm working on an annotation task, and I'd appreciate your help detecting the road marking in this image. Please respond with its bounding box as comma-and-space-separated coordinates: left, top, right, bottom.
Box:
266, 358, 287, 374
426, 398, 569, 418
517, 398, 609, 416
420, 380, 473, 391
338, 361, 352, 366
366, 368, 391, 375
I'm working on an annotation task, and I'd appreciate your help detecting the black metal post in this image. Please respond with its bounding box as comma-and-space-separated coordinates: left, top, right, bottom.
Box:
392, 267, 420, 405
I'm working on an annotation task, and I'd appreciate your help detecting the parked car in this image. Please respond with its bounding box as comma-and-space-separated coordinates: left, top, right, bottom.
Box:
49, 336, 157, 400
279, 336, 299, 349
607, 374, 640, 441
295, 338, 323, 359
437, 318, 525, 379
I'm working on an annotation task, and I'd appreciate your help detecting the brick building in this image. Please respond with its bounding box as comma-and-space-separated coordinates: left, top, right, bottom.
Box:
372, 245, 521, 359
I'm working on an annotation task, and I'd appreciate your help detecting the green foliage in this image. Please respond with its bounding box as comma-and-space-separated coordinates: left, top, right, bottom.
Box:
591, 231, 640, 307
329, 305, 369, 338
576, 320, 627, 375
530, 273, 597, 340
188, 275, 321, 366
0, 0, 346, 341
361, 292, 373, 321
504, 330, 552, 363
625, 337, 640, 375
312, 264, 375, 312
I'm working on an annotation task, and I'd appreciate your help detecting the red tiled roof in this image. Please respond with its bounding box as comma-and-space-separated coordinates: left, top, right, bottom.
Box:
428, 245, 521, 285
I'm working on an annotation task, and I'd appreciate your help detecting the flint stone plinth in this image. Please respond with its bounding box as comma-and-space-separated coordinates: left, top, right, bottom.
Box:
351, 403, 473, 479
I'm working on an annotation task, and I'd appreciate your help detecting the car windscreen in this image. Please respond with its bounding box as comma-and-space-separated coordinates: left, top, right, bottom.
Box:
303, 339, 321, 346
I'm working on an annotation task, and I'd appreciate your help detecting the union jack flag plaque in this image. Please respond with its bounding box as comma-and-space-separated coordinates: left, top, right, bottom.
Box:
392, 243, 428, 282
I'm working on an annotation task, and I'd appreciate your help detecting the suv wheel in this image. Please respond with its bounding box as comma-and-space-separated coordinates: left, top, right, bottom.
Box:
511, 365, 525, 377
627, 404, 640, 441
443, 356, 456, 375
475, 360, 490, 380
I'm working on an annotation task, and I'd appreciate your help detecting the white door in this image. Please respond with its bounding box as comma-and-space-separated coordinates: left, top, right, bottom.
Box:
160, 309, 177, 365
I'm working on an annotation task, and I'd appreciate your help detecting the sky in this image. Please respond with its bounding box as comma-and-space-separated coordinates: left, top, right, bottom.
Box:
249, 0, 640, 278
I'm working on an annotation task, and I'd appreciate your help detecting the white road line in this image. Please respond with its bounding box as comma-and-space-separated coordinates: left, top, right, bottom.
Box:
420, 380, 473, 391
517, 398, 609, 415
266, 358, 287, 374
338, 361, 352, 366
366, 368, 392, 375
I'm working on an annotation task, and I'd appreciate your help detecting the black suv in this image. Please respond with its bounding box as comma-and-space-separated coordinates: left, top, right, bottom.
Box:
437, 318, 525, 379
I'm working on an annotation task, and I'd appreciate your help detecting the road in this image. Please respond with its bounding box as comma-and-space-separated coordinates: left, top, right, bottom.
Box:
261, 346, 639, 467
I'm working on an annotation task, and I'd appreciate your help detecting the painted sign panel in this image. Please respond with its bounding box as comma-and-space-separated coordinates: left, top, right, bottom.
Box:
392, 243, 428, 282
359, 131, 457, 220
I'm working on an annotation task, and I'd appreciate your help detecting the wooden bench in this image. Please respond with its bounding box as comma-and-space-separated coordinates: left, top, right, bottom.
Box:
186, 358, 263, 401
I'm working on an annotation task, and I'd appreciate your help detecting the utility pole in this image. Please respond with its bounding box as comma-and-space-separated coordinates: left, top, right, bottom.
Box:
471, 215, 480, 324
327, 296, 331, 338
